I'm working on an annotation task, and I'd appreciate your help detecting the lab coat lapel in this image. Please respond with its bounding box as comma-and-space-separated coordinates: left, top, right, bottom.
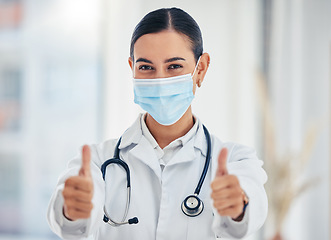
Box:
117, 113, 162, 181
167, 139, 197, 166
128, 136, 162, 181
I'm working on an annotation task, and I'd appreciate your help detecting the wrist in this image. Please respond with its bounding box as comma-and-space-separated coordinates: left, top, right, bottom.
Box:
232, 191, 249, 222
63, 206, 74, 221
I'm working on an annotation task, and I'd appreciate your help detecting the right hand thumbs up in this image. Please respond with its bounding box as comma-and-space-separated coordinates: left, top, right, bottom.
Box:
62, 145, 94, 221
215, 148, 229, 177
211, 148, 247, 220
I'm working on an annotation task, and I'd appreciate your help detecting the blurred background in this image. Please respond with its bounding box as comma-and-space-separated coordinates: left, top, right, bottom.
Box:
0, 0, 330, 239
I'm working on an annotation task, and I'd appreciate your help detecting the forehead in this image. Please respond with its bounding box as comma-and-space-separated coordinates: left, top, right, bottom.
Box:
133, 30, 194, 60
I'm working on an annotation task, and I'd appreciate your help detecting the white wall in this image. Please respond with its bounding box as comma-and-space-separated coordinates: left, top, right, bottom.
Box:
267, 0, 330, 239
0, 0, 102, 238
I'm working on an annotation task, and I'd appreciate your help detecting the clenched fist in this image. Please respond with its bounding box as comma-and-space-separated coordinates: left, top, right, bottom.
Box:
62, 145, 94, 221
210, 148, 248, 221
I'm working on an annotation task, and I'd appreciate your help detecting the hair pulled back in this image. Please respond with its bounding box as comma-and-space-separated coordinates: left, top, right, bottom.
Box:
130, 7, 203, 62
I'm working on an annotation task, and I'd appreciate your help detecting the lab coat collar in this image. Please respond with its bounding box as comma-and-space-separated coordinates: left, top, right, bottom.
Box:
118, 113, 208, 164
193, 119, 208, 158
158, 119, 208, 167
118, 114, 144, 149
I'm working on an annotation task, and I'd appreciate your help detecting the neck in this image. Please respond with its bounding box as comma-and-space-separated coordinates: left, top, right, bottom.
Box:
145, 107, 194, 149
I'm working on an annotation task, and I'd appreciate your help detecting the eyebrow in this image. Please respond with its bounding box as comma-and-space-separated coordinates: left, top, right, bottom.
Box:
135, 58, 153, 64
164, 57, 186, 63
135, 57, 186, 64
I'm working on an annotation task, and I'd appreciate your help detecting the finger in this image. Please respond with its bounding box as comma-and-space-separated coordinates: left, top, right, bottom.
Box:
211, 186, 242, 200
62, 186, 93, 202
65, 176, 93, 192
79, 145, 91, 177
216, 205, 243, 219
216, 148, 228, 177
213, 197, 243, 212
211, 175, 239, 191
64, 206, 92, 220
65, 199, 93, 213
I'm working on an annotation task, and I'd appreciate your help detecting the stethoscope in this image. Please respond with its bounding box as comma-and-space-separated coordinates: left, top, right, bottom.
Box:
100, 125, 211, 226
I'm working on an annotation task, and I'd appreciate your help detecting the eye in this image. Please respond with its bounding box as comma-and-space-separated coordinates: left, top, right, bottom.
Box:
138, 65, 154, 71
168, 64, 183, 70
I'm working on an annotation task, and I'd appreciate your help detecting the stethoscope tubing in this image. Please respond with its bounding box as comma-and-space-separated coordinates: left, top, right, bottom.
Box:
194, 125, 211, 195
101, 124, 212, 225
103, 187, 131, 226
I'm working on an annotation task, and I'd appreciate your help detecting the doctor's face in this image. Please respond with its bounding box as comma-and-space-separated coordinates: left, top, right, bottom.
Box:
128, 30, 204, 94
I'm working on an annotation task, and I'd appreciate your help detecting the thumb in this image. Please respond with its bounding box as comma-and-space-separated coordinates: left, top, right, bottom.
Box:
79, 145, 91, 177
216, 148, 228, 177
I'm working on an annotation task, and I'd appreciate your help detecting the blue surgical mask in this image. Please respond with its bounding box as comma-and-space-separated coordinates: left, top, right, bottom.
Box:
133, 58, 200, 126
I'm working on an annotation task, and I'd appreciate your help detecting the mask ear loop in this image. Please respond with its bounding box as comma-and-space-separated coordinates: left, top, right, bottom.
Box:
192, 56, 202, 87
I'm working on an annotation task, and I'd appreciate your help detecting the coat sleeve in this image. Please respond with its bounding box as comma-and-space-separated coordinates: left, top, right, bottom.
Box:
211, 140, 268, 239
47, 143, 108, 239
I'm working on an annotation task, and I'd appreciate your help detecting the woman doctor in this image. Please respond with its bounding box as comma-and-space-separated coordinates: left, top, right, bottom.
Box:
47, 7, 267, 240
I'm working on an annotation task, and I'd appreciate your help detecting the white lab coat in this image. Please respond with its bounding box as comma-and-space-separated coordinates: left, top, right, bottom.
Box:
47, 114, 268, 240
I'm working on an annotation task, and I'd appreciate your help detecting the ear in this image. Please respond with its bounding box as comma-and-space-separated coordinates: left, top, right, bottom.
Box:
128, 57, 134, 71
196, 53, 210, 87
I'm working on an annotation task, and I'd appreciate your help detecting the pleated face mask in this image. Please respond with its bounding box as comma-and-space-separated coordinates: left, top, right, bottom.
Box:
133, 57, 200, 126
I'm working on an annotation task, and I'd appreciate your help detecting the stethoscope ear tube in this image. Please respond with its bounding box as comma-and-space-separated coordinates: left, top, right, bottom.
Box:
128, 217, 139, 224
101, 137, 139, 226
103, 214, 139, 226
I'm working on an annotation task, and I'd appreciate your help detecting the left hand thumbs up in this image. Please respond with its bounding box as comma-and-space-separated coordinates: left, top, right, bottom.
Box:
211, 148, 246, 221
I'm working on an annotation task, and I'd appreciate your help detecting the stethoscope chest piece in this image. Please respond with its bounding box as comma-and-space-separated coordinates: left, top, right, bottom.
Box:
181, 194, 204, 217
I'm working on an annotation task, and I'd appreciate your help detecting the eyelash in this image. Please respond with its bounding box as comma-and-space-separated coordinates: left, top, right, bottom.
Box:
138, 65, 154, 71
168, 64, 183, 70
138, 64, 183, 71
